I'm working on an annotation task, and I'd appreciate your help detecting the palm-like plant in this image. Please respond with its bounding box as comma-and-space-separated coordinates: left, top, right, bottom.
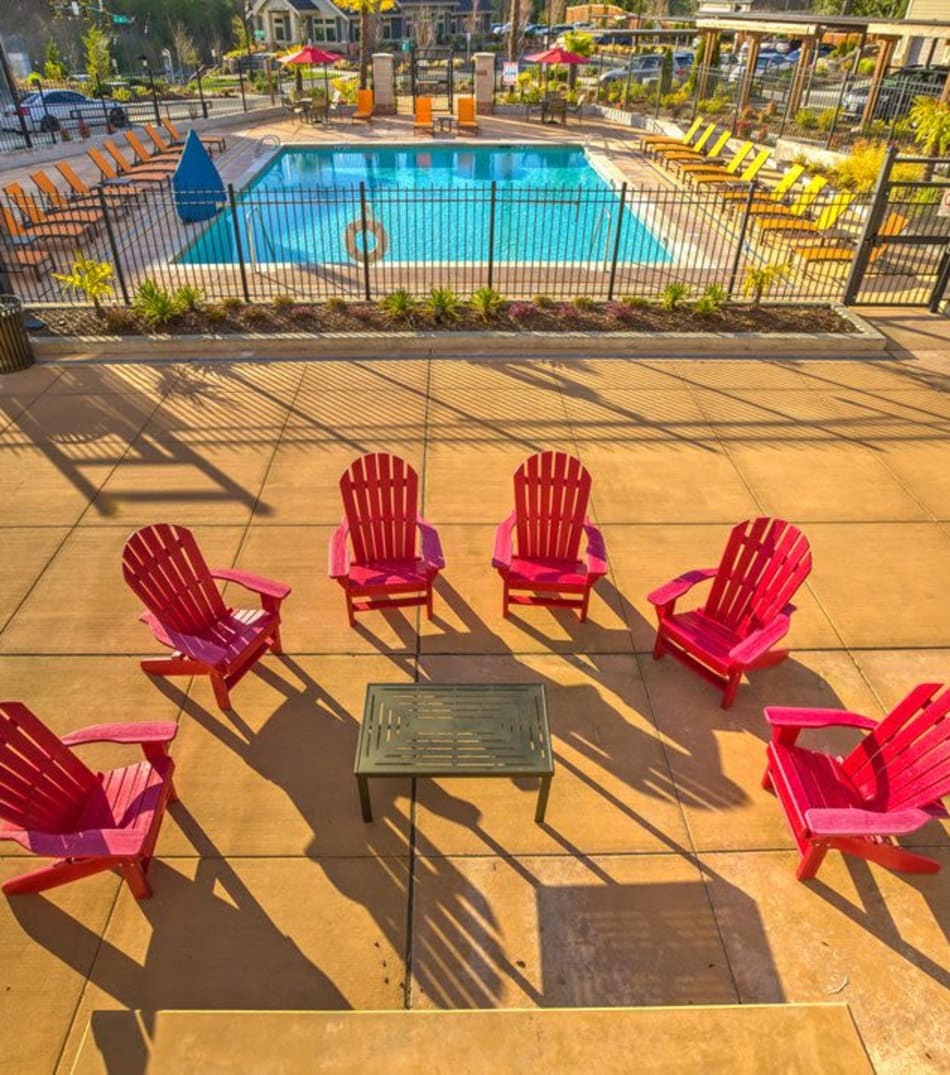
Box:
909, 97, 950, 161
340, 0, 396, 89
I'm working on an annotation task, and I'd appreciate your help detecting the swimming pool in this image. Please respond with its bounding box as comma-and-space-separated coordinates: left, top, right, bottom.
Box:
178, 144, 673, 267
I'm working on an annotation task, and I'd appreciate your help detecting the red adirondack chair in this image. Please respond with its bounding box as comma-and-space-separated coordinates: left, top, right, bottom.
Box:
0, 701, 177, 898
122, 523, 291, 710
492, 451, 607, 621
763, 683, 950, 880
329, 453, 445, 626
648, 517, 812, 709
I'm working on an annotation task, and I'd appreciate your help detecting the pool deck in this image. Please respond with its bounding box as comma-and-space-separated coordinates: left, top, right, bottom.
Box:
0, 304, 948, 1073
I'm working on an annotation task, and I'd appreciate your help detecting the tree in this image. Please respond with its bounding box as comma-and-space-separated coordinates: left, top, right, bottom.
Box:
812, 0, 907, 14
230, 13, 251, 54
563, 32, 595, 58
507, 0, 522, 63
169, 20, 199, 79
43, 39, 68, 81
338, 0, 394, 90
83, 25, 112, 85
659, 46, 673, 97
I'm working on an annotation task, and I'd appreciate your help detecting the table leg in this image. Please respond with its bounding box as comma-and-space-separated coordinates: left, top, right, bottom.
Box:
357, 774, 373, 822
535, 775, 552, 824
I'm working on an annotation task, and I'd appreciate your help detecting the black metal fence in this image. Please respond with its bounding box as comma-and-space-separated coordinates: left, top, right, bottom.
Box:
1, 176, 903, 310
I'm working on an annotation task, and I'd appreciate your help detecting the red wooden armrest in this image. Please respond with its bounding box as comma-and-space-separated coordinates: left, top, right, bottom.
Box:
647, 568, 717, 609
764, 707, 878, 731
492, 511, 517, 570
729, 607, 793, 666
60, 722, 178, 748
328, 521, 350, 579
583, 521, 608, 578
416, 517, 445, 570
210, 568, 291, 601
0, 827, 146, 857
804, 806, 933, 838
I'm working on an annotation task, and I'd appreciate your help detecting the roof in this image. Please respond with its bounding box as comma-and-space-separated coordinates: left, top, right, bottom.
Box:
695, 11, 950, 38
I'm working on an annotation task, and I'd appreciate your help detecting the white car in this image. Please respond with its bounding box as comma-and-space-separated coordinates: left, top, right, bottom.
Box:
1, 89, 129, 134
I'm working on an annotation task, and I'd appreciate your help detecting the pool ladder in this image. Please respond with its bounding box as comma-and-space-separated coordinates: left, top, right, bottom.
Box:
589, 207, 613, 270
245, 206, 277, 271
255, 134, 281, 157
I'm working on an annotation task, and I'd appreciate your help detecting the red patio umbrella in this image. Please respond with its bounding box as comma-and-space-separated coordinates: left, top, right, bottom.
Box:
279, 45, 343, 102
524, 46, 589, 93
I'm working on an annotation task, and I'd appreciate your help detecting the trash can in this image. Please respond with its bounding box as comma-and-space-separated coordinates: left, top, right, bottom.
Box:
0, 294, 34, 374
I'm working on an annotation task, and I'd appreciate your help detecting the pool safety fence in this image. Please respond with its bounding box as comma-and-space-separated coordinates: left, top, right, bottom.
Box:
0, 181, 901, 309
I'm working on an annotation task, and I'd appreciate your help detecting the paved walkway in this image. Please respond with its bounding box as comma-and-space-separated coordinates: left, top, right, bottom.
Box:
0, 310, 948, 1073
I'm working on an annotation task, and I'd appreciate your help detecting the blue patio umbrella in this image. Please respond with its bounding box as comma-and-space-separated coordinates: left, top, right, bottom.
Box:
172, 129, 226, 224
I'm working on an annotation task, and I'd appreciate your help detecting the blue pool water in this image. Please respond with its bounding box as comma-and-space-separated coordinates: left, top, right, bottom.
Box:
178, 144, 672, 266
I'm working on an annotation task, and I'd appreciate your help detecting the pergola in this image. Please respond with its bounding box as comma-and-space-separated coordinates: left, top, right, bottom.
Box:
693, 12, 950, 127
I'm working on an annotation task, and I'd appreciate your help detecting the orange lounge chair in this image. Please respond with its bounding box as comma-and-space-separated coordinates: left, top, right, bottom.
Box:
30, 170, 106, 222
56, 160, 141, 204
0, 240, 53, 279
144, 123, 183, 157
458, 96, 479, 135
102, 141, 173, 182
414, 96, 434, 135
124, 131, 179, 172
352, 89, 374, 123
88, 147, 166, 188
161, 116, 226, 154
3, 182, 99, 237
1, 202, 87, 245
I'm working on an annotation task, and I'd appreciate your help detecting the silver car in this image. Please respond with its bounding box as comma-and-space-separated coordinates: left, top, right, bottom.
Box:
1, 89, 129, 134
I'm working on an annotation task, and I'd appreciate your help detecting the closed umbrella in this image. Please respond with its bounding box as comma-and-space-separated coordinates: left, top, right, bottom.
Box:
279, 45, 343, 107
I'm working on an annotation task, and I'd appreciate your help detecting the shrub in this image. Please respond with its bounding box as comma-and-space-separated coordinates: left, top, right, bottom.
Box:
221, 296, 243, 314
470, 286, 504, 322
380, 289, 418, 324
101, 307, 134, 333
325, 296, 348, 315
174, 284, 203, 312
832, 140, 923, 193
507, 302, 535, 323
272, 293, 294, 310
605, 301, 635, 323
659, 282, 690, 311
532, 293, 554, 309
204, 304, 227, 323
240, 305, 270, 326
425, 287, 462, 324
572, 295, 596, 311
857, 58, 876, 76
132, 279, 181, 326
52, 257, 114, 312
742, 263, 789, 306
694, 284, 729, 315
556, 302, 579, 321
290, 304, 316, 322
816, 108, 838, 133
621, 295, 650, 308
794, 109, 818, 130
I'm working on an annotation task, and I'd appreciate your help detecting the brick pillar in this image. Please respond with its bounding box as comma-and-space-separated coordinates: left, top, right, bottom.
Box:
474, 52, 495, 115
372, 52, 395, 114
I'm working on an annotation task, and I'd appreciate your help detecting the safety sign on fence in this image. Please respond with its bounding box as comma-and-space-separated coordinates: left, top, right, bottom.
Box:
503, 62, 519, 86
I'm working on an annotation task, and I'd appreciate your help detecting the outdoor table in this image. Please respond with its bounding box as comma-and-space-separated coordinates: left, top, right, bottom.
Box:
355, 683, 553, 823
434, 114, 456, 134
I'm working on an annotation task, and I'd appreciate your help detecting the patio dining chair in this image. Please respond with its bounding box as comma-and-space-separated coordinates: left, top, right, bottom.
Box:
493, 450, 607, 621
648, 517, 812, 709
122, 523, 291, 710
0, 701, 178, 899
329, 453, 445, 626
763, 682, 950, 880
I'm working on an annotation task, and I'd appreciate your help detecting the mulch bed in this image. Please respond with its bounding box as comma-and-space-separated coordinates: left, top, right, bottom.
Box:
29, 302, 856, 337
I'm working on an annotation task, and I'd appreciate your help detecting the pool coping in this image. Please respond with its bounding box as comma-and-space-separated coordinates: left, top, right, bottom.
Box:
27, 305, 886, 362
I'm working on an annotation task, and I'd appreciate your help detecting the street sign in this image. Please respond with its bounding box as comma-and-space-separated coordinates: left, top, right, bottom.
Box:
254, 29, 266, 40
503, 61, 518, 86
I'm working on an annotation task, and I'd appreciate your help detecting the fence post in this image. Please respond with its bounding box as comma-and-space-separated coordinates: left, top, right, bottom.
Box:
227, 183, 251, 303
97, 188, 130, 305
727, 180, 758, 297
0, 39, 31, 149
843, 144, 896, 306
359, 181, 372, 302
238, 67, 248, 113
487, 180, 496, 290
606, 182, 627, 301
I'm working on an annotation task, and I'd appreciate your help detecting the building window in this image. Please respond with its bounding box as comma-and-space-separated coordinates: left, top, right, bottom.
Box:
272, 14, 288, 43
310, 18, 337, 43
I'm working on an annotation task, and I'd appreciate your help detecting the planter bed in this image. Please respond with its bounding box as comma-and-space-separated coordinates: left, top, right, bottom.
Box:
26, 303, 885, 361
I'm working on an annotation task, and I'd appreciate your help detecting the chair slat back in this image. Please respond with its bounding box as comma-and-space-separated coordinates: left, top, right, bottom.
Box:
122, 523, 227, 634
843, 683, 950, 810
356, 89, 373, 114
513, 451, 591, 563
103, 140, 133, 174
340, 453, 418, 564
705, 517, 811, 636
88, 147, 120, 180
417, 97, 433, 123
56, 161, 91, 196
31, 171, 67, 209
458, 97, 476, 123
0, 702, 97, 832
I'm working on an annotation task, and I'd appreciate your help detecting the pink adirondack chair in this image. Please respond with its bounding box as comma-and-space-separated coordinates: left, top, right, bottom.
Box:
329, 453, 445, 626
0, 701, 177, 898
763, 683, 950, 880
492, 451, 607, 621
122, 523, 291, 710
648, 517, 812, 709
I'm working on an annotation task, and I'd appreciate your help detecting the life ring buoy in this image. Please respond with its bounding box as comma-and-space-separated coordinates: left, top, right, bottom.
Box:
344, 214, 388, 264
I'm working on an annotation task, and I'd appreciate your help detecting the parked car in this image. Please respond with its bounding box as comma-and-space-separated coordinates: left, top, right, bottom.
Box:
598, 54, 664, 87
842, 64, 950, 121
1, 89, 129, 134
727, 52, 795, 83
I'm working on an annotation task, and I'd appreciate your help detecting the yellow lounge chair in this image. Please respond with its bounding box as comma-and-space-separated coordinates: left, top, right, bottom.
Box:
654, 122, 717, 160
638, 116, 704, 152
161, 116, 226, 154
681, 140, 753, 178
747, 175, 828, 223
761, 193, 855, 243
795, 212, 909, 269
458, 96, 479, 134
352, 89, 374, 123
720, 162, 805, 202
414, 96, 434, 135
666, 129, 732, 170
692, 147, 772, 187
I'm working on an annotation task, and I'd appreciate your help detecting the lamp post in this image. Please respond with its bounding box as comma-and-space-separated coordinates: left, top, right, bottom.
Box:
195, 64, 209, 118
139, 54, 161, 123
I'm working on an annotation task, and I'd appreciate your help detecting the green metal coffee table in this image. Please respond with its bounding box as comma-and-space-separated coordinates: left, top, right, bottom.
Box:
355, 684, 553, 823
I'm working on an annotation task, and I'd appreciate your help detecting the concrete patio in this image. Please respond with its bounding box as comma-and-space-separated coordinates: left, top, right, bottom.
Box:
1, 308, 949, 1073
